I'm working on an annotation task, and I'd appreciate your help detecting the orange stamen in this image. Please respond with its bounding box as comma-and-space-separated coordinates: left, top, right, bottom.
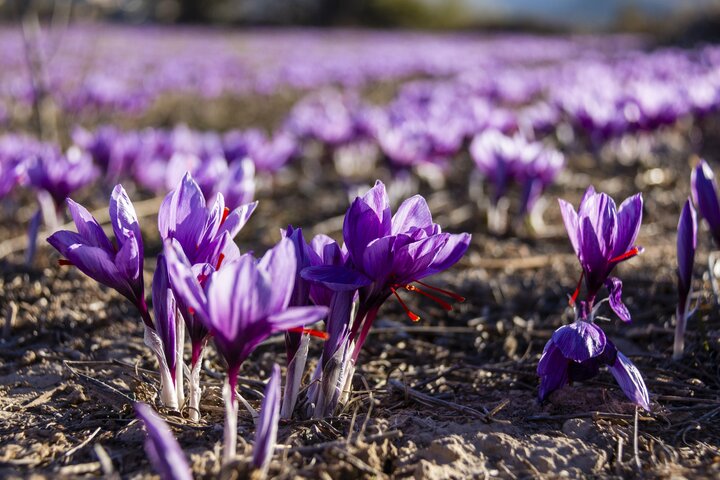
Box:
220, 207, 230, 225
610, 246, 642, 263
288, 327, 329, 340
58, 259, 73, 266
569, 271, 584, 306
414, 280, 466, 302
391, 286, 421, 322
404, 284, 453, 311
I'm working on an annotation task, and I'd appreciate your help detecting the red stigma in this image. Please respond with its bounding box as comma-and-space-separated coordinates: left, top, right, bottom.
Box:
569, 271, 584, 306
404, 285, 453, 311
215, 253, 225, 270
391, 286, 421, 322
414, 280, 466, 303
288, 327, 329, 340
188, 307, 195, 315
610, 246, 642, 263
58, 259, 73, 266
220, 207, 230, 225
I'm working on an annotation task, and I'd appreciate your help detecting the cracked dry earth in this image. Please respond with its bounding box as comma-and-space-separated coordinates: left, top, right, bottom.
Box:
2, 122, 720, 478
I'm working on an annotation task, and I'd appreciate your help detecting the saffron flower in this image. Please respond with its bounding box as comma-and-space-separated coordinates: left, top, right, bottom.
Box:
165, 238, 327, 464
537, 318, 650, 411
558, 186, 643, 321
539, 186, 650, 411
48, 185, 150, 326
691, 159, 720, 246
159, 172, 257, 266
134, 403, 192, 480
252, 364, 281, 480
674, 198, 697, 359
302, 181, 470, 415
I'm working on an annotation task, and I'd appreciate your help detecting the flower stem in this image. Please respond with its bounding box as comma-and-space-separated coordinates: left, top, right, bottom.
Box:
222, 368, 239, 466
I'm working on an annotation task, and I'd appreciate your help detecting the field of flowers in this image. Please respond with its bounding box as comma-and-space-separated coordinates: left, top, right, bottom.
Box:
1, 24, 720, 479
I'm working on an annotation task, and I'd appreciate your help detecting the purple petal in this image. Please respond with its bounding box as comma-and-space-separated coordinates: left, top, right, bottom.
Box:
301, 265, 371, 291
160, 172, 207, 254
218, 201, 258, 239
66, 198, 113, 251
605, 277, 631, 322
537, 341, 569, 402
342, 198, 384, 267
391, 195, 433, 236
579, 216, 605, 280
691, 160, 720, 245
608, 352, 651, 411
613, 193, 643, 258
551, 321, 606, 363
164, 240, 209, 321
153, 255, 176, 375
205, 255, 257, 343
361, 180, 391, 232
393, 234, 449, 283
420, 232, 471, 278
677, 198, 697, 305
580, 192, 617, 257
258, 238, 297, 315
115, 231, 142, 296
63, 243, 135, 301
362, 236, 395, 282
110, 185, 143, 261
134, 403, 192, 480
252, 365, 281, 473
558, 198, 580, 257
267, 305, 329, 331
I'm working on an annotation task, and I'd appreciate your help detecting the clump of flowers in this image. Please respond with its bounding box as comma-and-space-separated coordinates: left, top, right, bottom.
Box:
469, 130, 564, 234
538, 186, 650, 411
302, 181, 471, 416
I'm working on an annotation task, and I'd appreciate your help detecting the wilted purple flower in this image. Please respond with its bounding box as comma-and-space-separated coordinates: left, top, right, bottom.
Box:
48, 185, 150, 326
537, 319, 650, 411
674, 198, 697, 359
165, 238, 327, 463
134, 403, 192, 480
691, 159, 720, 246
159, 172, 256, 266
252, 364, 281, 479
559, 186, 643, 321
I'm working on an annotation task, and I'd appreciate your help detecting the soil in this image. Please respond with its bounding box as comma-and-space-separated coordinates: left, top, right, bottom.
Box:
1, 94, 720, 479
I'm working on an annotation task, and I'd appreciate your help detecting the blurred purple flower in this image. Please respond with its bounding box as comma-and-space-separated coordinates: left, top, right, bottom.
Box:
27, 144, 99, 207
134, 403, 192, 480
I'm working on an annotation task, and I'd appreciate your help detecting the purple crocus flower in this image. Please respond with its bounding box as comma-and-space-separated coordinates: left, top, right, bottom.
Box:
691, 159, 720, 246
214, 158, 255, 210
48, 185, 150, 326
537, 317, 650, 411
558, 186, 643, 321
252, 364, 281, 479
165, 237, 327, 464
27, 144, 99, 208
674, 198, 697, 359
304, 181, 471, 361
159, 172, 257, 267
134, 403, 192, 480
